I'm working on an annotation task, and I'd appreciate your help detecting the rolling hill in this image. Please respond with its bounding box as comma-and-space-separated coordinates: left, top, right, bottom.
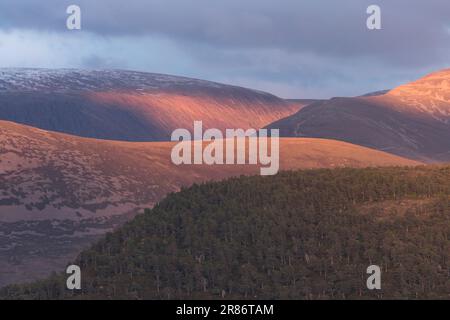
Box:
0, 69, 300, 141
1, 166, 449, 300
0, 120, 420, 288
268, 69, 450, 162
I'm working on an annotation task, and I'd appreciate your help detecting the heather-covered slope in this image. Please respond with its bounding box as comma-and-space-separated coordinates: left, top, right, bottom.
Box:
0, 120, 420, 222
268, 69, 450, 162
0, 69, 299, 141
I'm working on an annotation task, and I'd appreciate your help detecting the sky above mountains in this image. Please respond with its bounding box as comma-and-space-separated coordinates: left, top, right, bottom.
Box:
0, 0, 450, 98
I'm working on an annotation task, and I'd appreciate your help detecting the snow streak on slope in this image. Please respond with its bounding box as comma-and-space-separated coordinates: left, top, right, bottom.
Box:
0, 69, 228, 92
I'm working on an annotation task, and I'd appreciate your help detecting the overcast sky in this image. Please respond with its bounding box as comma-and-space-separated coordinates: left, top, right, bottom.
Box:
0, 0, 449, 98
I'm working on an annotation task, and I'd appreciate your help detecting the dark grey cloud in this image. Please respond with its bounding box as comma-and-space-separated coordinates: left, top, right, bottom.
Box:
0, 1, 450, 97
2, 0, 450, 66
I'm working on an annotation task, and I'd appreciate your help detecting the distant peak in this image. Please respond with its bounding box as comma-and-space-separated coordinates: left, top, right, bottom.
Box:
388, 68, 450, 100
421, 68, 450, 79
360, 89, 390, 97
384, 68, 450, 121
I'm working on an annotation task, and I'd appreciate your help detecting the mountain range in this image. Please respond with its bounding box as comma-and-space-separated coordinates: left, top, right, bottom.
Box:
0, 67, 449, 291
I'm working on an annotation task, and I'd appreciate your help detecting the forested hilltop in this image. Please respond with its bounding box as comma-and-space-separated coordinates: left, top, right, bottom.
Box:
1, 166, 449, 300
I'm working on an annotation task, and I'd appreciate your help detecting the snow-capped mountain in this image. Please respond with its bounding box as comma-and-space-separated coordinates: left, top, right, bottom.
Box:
0, 69, 301, 141
0, 68, 233, 92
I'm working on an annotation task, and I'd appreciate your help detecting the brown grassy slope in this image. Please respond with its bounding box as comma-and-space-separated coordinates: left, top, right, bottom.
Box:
0, 120, 421, 222
86, 90, 301, 139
